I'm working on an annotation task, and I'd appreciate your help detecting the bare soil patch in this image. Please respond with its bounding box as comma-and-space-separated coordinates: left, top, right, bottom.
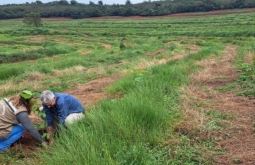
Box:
64, 75, 121, 109
102, 44, 112, 49
79, 49, 92, 55
29, 36, 46, 42
147, 48, 166, 56
178, 45, 255, 164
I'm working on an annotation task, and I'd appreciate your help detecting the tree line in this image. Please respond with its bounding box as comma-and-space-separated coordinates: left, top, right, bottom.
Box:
0, 0, 255, 19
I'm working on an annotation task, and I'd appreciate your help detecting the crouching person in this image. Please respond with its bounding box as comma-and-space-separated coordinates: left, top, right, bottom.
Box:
40, 90, 85, 145
0, 90, 44, 151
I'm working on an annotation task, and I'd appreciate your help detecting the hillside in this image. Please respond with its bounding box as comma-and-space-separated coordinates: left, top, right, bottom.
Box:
0, 0, 255, 19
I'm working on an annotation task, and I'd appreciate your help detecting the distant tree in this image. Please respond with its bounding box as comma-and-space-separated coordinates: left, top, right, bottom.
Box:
121, 7, 135, 16
89, 1, 95, 5
70, 0, 78, 5
125, 0, 132, 5
59, 0, 69, 5
98, 1, 103, 5
232, 0, 245, 8
35, 0, 43, 5
23, 12, 43, 28
1, 0, 255, 19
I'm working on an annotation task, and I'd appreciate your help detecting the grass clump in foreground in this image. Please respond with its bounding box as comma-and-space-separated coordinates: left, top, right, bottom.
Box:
28, 43, 221, 165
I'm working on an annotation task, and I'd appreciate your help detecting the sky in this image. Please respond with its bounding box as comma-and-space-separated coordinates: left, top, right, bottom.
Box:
0, 0, 151, 5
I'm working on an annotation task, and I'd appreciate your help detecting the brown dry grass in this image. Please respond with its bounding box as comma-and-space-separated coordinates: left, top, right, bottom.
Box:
29, 35, 46, 42
176, 45, 255, 164
52, 65, 85, 76
137, 44, 200, 70
79, 49, 92, 55
244, 52, 255, 64
102, 43, 112, 49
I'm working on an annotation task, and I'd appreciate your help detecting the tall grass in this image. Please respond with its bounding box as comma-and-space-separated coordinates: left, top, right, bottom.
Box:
32, 42, 221, 165
0, 42, 76, 64
35, 68, 180, 164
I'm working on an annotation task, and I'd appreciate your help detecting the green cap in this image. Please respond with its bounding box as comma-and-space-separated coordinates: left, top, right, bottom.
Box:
21, 90, 33, 99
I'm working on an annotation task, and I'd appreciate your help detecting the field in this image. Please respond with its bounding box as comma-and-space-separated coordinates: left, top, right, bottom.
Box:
0, 8, 255, 164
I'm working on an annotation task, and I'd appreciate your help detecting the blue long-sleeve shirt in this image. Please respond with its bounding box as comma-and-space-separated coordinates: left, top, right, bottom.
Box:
42, 93, 85, 127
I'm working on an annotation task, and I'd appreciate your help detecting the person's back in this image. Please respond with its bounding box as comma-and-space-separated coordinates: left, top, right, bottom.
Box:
0, 91, 44, 151
55, 93, 84, 115
0, 99, 21, 139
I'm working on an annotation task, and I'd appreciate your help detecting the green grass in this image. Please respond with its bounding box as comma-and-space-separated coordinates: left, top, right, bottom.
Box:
1, 9, 255, 165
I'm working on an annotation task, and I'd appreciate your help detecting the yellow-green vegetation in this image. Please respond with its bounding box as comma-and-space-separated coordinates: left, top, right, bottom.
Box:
0, 9, 255, 164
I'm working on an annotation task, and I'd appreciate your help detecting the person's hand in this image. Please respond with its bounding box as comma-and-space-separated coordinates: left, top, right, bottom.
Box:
48, 138, 54, 146
41, 141, 48, 149
46, 126, 54, 146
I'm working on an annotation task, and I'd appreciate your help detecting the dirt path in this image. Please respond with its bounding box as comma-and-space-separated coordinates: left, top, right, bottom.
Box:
64, 75, 120, 109
181, 45, 255, 164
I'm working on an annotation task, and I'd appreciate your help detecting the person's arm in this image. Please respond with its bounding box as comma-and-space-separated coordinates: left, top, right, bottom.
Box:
57, 103, 68, 126
46, 126, 54, 146
43, 107, 54, 145
44, 107, 54, 127
16, 112, 43, 144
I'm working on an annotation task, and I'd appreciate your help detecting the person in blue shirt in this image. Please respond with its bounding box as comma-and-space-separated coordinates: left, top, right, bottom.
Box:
40, 90, 85, 145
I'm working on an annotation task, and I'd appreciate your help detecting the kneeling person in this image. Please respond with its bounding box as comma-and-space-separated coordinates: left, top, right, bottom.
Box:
0, 90, 44, 151
40, 90, 85, 145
